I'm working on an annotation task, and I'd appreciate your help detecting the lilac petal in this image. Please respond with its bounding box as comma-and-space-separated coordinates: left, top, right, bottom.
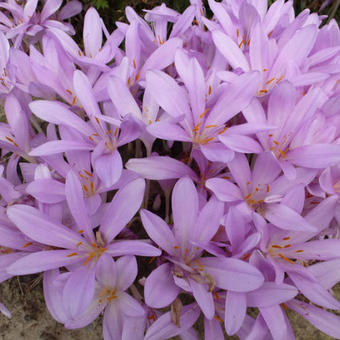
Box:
308, 259, 340, 289
144, 303, 200, 340
29, 100, 94, 136
73, 70, 102, 117
100, 178, 145, 243
0, 302, 11, 319
260, 305, 294, 340
287, 144, 340, 168
126, 156, 198, 181
29, 140, 93, 156
252, 151, 281, 186
243, 314, 270, 340
24, 0, 38, 19
288, 271, 340, 310
106, 240, 161, 257
63, 266, 96, 319
288, 299, 340, 339
65, 170, 92, 237
225, 291, 247, 335
118, 292, 145, 317
117, 115, 142, 148
247, 282, 298, 307
172, 177, 198, 250
41, 0, 62, 21
205, 72, 260, 126
96, 253, 117, 288
140, 38, 183, 79
204, 317, 224, 340
103, 304, 122, 340
65, 297, 106, 329
93, 149, 122, 188
146, 70, 191, 118
7, 205, 83, 249
196, 196, 224, 242
43, 270, 69, 323
227, 152, 251, 192
264, 204, 316, 232
122, 315, 146, 340
7, 250, 80, 275
140, 209, 177, 255
83, 8, 102, 58
144, 263, 180, 308
200, 257, 264, 292
212, 30, 249, 71
108, 76, 142, 119
287, 239, 340, 261
175, 50, 206, 119
189, 278, 214, 320
219, 134, 262, 153
205, 178, 243, 202
146, 121, 191, 142
115, 255, 137, 291
200, 142, 235, 163
58, 0, 82, 20
26, 178, 65, 203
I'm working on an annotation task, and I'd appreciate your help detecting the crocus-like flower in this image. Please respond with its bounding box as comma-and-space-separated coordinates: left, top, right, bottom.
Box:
141, 177, 264, 320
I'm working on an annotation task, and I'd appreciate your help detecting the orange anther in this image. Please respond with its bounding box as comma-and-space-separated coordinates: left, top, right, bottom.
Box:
23, 242, 33, 248
67, 252, 78, 257
77, 229, 84, 234
278, 253, 295, 264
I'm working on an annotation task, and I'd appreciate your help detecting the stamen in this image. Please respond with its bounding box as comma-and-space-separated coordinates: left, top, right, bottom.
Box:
148, 256, 156, 264
266, 184, 270, 193
90, 181, 95, 193
5, 136, 18, 147
282, 237, 291, 241
77, 229, 84, 234
114, 128, 119, 137
201, 137, 214, 144
173, 245, 179, 249
78, 49, 82, 56
236, 29, 239, 38
245, 193, 252, 200
67, 252, 78, 257
200, 108, 210, 119
214, 315, 223, 323
127, 77, 131, 86
95, 117, 100, 125
133, 59, 137, 69
276, 75, 284, 83
205, 124, 217, 129
83, 170, 93, 177
266, 78, 275, 85
135, 71, 140, 81
218, 125, 228, 135
268, 134, 273, 137
66, 89, 72, 95
208, 85, 212, 96
263, 68, 268, 72
193, 122, 202, 132
3, 68, 7, 77
295, 250, 304, 253
259, 89, 268, 94
72, 96, 77, 105
214, 291, 219, 300
278, 253, 295, 264
76, 242, 83, 246
284, 244, 291, 248
23, 242, 32, 248
83, 252, 95, 266
271, 245, 282, 249
267, 31, 273, 38
242, 253, 251, 261
83, 184, 89, 192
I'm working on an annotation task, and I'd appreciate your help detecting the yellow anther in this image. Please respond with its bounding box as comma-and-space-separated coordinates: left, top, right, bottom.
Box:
296, 250, 304, 253
83, 170, 93, 177
23, 242, 32, 248
66, 89, 73, 95
72, 96, 77, 105
278, 253, 295, 264
83, 184, 89, 192
205, 124, 217, 129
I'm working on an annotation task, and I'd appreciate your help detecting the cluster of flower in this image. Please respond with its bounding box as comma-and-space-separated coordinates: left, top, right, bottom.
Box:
1, 0, 340, 339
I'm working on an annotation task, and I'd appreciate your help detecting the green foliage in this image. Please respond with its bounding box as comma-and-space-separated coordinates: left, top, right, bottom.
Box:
93, 0, 109, 10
